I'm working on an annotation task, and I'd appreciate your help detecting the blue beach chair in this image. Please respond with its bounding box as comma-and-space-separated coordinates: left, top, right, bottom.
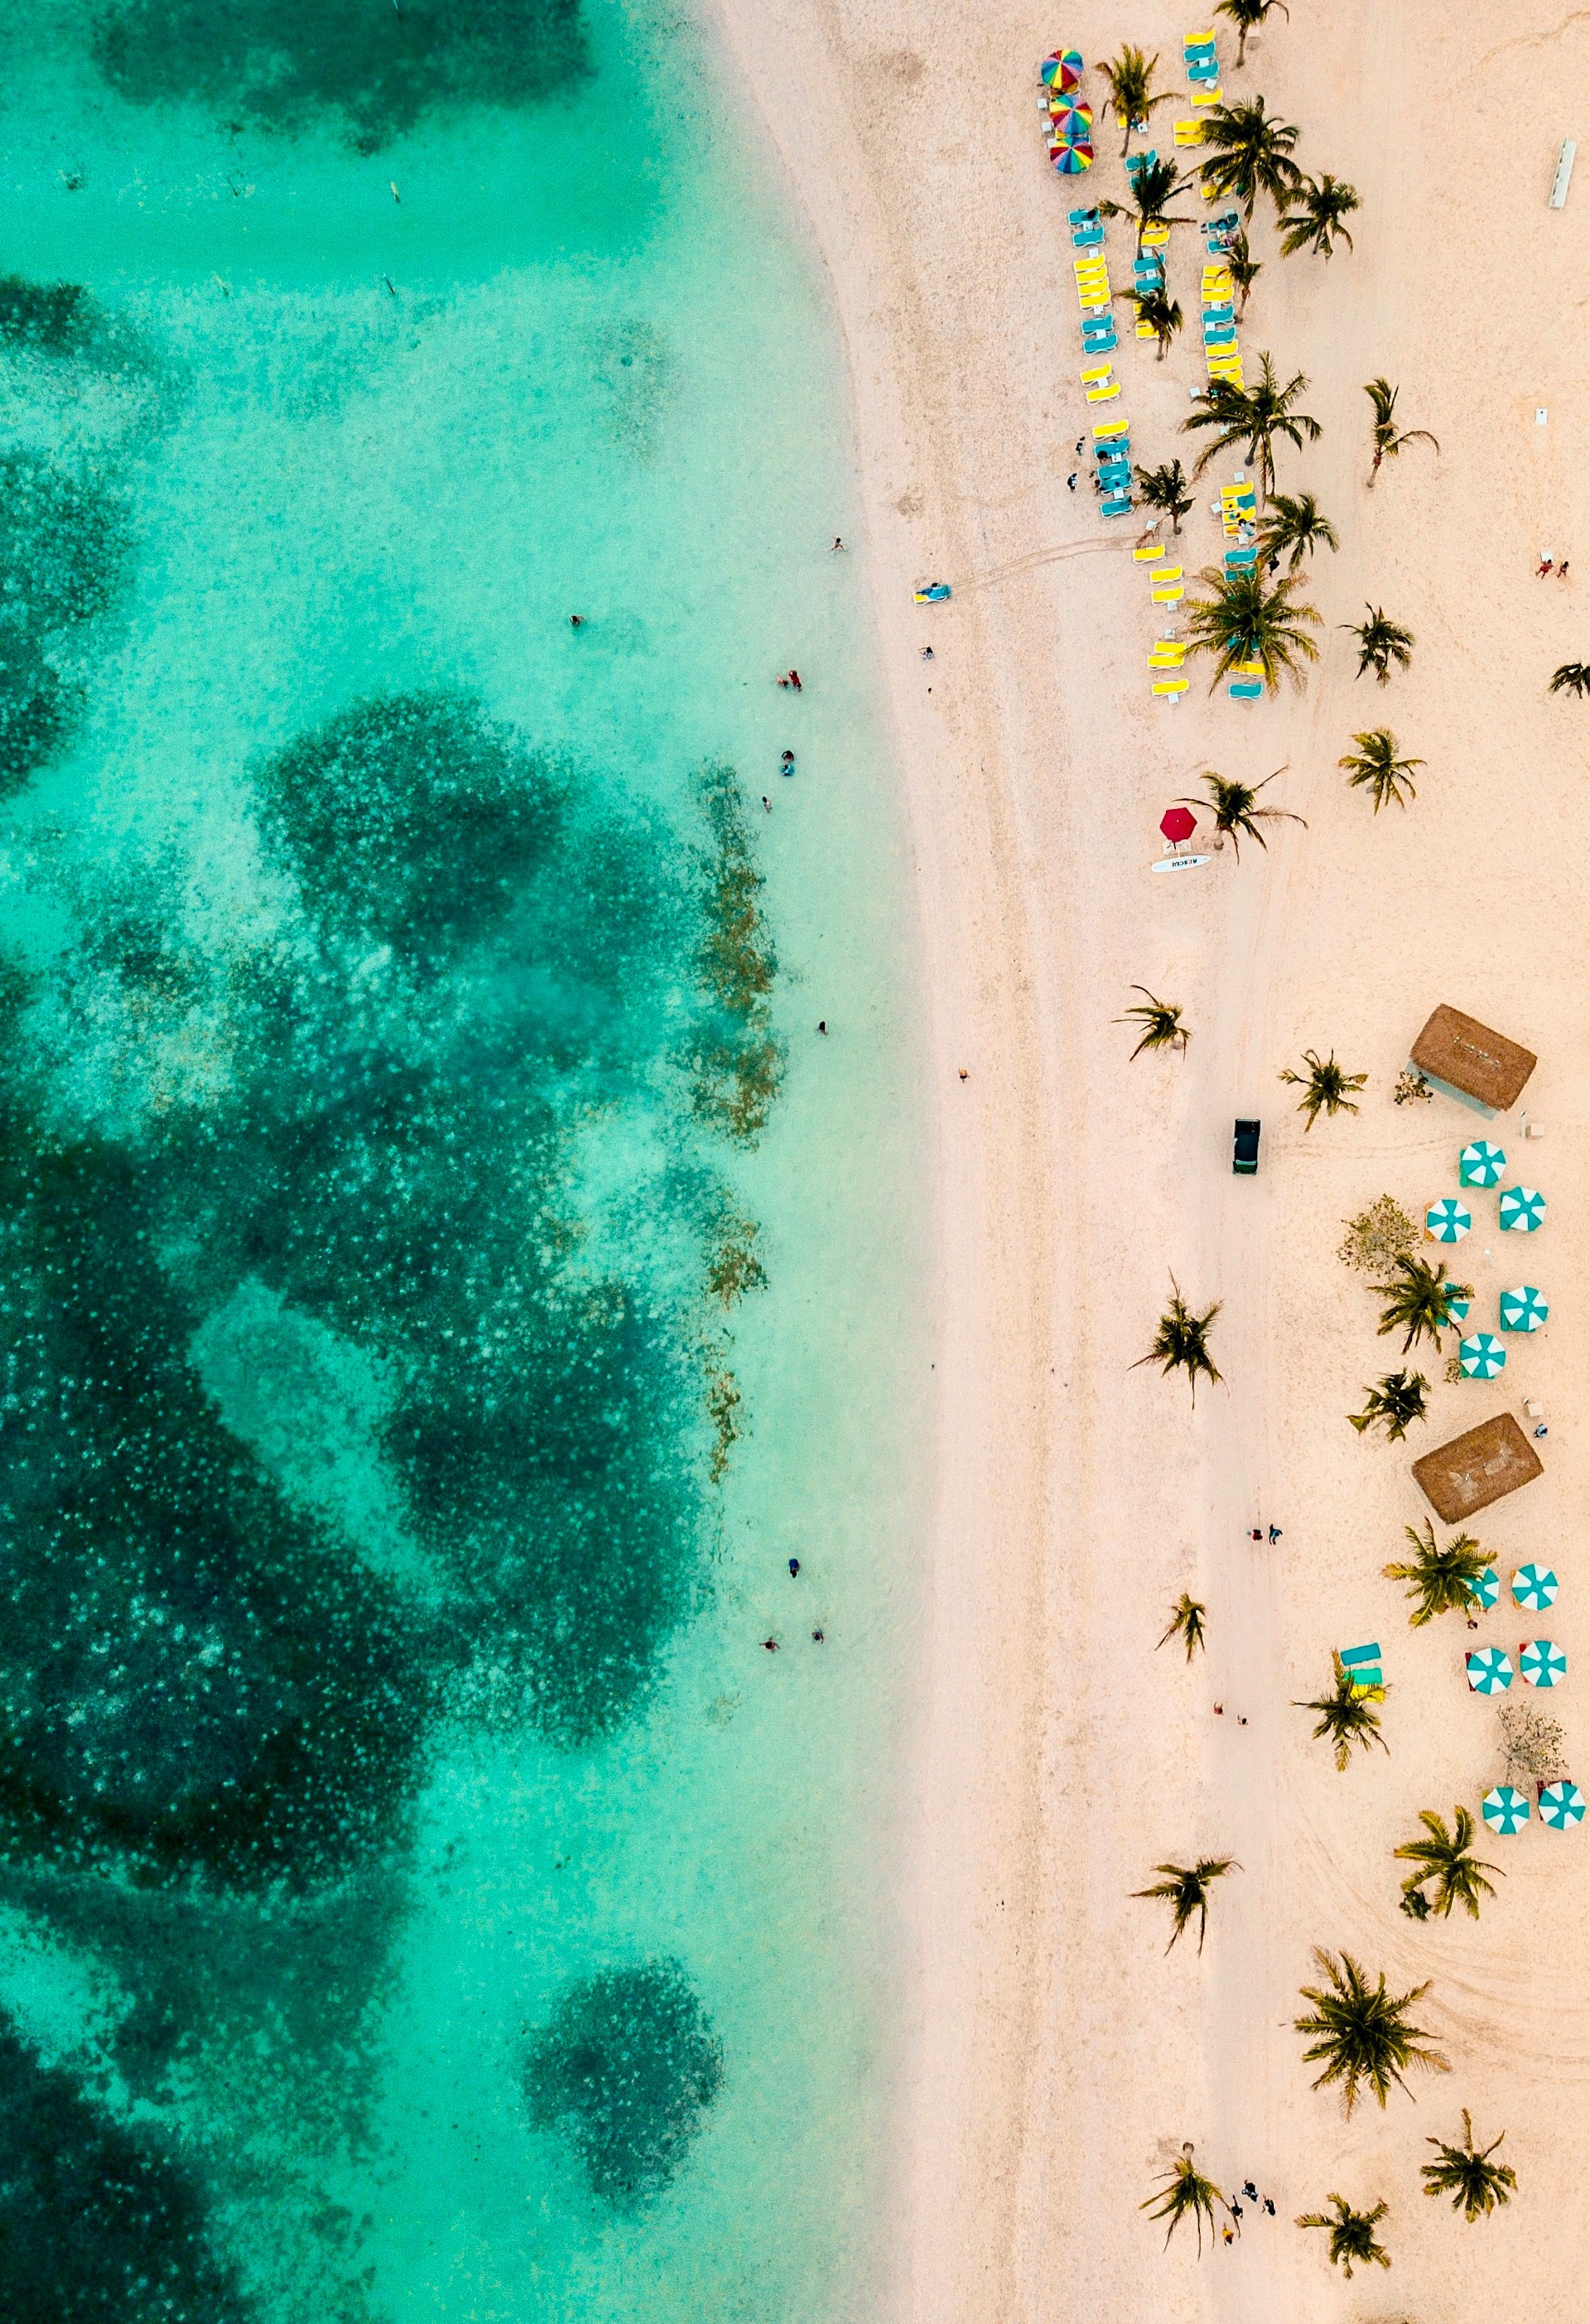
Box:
1101, 492, 1134, 518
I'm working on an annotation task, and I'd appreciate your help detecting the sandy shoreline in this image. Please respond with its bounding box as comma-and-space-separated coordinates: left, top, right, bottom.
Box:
711, 3, 1590, 2318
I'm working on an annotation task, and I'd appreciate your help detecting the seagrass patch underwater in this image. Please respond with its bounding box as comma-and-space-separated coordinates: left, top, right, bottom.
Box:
0, 2, 924, 2317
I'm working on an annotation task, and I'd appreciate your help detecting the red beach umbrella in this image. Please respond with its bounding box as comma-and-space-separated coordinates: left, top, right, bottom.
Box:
1160, 806, 1197, 844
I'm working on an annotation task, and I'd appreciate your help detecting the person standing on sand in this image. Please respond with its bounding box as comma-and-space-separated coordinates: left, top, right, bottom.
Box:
1538, 555, 1554, 577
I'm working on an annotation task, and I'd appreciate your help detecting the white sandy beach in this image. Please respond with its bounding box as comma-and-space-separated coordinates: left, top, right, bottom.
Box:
712, 2, 1590, 2317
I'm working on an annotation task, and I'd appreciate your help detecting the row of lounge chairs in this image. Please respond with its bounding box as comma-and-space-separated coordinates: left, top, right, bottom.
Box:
1093, 418, 1133, 518
1184, 27, 1221, 105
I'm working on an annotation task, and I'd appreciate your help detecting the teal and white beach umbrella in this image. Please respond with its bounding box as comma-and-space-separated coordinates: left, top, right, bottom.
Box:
1520, 1638, 1568, 1689
1459, 1140, 1506, 1188
1467, 1647, 1513, 1694
1458, 1331, 1506, 1379
1425, 1197, 1472, 1243
1443, 1292, 1472, 1326
1539, 1781, 1586, 1830
1465, 1565, 1501, 1612
1499, 1185, 1546, 1233
1511, 1563, 1559, 1612
1499, 1284, 1548, 1332
1482, 1783, 1531, 1835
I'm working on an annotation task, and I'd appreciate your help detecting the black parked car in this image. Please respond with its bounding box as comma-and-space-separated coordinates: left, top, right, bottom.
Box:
1233, 1119, 1260, 1174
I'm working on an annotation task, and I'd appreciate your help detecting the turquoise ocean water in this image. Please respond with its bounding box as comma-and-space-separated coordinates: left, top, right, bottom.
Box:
0, 5, 926, 2317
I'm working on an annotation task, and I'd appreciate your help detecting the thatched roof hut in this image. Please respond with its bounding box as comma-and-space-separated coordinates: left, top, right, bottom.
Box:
1411, 1413, 1544, 1522
1409, 1006, 1536, 1115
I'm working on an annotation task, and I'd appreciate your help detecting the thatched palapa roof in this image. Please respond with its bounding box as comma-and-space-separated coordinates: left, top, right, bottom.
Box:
1411, 1413, 1544, 1523
1409, 1006, 1536, 1113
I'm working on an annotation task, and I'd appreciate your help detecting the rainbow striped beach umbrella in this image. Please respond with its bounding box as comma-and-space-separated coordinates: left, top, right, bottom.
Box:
1053, 142, 1094, 171
1500, 1185, 1546, 1233
1426, 1197, 1472, 1243
1520, 1638, 1568, 1689
1539, 1781, 1586, 1830
1459, 1140, 1506, 1188
1459, 1331, 1506, 1379
1041, 48, 1084, 90
1512, 1564, 1559, 1611
1466, 1565, 1501, 1612
1467, 1647, 1513, 1694
1482, 1783, 1531, 1835
1049, 102, 1094, 137
1499, 1285, 1548, 1333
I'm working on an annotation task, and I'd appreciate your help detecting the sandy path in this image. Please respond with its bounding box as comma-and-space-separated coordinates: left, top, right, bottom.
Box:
711, 2, 1590, 2318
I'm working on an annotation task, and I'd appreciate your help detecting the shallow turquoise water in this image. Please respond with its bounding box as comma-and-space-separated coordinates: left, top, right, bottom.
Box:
0, 7, 926, 2317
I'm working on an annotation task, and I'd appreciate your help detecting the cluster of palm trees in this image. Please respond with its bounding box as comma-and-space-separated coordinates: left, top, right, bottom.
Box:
1093, 27, 1523, 2277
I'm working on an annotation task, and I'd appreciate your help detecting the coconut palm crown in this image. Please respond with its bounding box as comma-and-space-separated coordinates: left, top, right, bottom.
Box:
1294, 1947, 1448, 2114
1135, 457, 1195, 533
1549, 661, 1590, 697
1183, 354, 1322, 498
1348, 1370, 1429, 1441
1117, 986, 1189, 1058
1340, 727, 1423, 811
1096, 45, 1173, 156
1157, 1592, 1207, 1661
1296, 2193, 1390, 2277
1134, 1857, 1240, 1954
1198, 96, 1303, 218
1347, 605, 1415, 685
1180, 767, 1306, 859
1135, 1279, 1222, 1403
1101, 154, 1195, 254
1140, 2153, 1225, 2251
1371, 1256, 1472, 1354
1421, 2113, 1517, 2221
1366, 376, 1440, 484
1279, 172, 1361, 258
1279, 1049, 1366, 1130
1185, 568, 1322, 692
1394, 1806, 1502, 1921
1133, 286, 1185, 359
1215, 0, 1291, 68
1259, 489, 1339, 571
1383, 1520, 1491, 1626
1296, 1656, 1388, 1770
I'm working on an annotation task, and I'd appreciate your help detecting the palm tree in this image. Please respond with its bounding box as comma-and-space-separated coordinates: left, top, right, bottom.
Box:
1183, 354, 1322, 498
1366, 377, 1440, 485
1134, 1857, 1240, 1953
1135, 1279, 1221, 1404
1382, 1519, 1490, 1626
1102, 155, 1194, 254
1348, 1371, 1429, 1441
1296, 1656, 1388, 1769
1133, 286, 1185, 359
1226, 226, 1261, 316
1185, 567, 1322, 692
1198, 97, 1303, 218
1295, 2194, 1390, 2278
1294, 1948, 1448, 2115
1096, 45, 1173, 157
1140, 2153, 1225, 2250
1346, 605, 1415, 686
1394, 1806, 1502, 1921
1421, 2113, 1517, 2221
1339, 728, 1423, 812
1134, 457, 1195, 534
1157, 1592, 1207, 1661
1372, 1256, 1472, 1356
1258, 489, 1337, 571
1279, 173, 1361, 258
1118, 986, 1189, 1058
1179, 767, 1306, 859
1549, 661, 1590, 697
1279, 1049, 1366, 1129
1215, 0, 1290, 68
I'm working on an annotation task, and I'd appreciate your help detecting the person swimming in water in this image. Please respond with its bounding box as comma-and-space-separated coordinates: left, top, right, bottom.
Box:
780, 750, 795, 775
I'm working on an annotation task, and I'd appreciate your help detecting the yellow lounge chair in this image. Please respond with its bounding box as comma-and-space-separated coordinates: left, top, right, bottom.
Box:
1140, 222, 1171, 248
1133, 543, 1166, 562
1151, 582, 1185, 601
1086, 382, 1121, 403
1080, 362, 1113, 381
1191, 82, 1221, 105
1173, 119, 1203, 146
1153, 678, 1189, 697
